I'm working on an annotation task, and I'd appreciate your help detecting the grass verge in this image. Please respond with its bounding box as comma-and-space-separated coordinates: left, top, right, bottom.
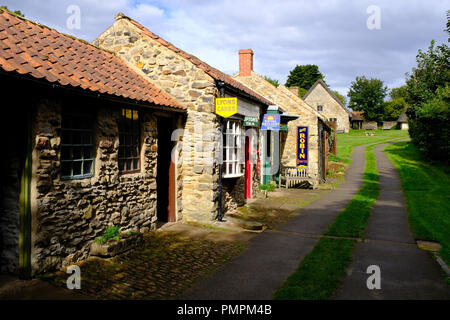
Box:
384, 141, 450, 266
273, 144, 380, 300
325, 145, 379, 237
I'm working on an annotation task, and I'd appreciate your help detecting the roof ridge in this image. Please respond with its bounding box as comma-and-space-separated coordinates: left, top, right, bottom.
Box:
243, 71, 326, 119
113, 13, 273, 106
303, 79, 350, 114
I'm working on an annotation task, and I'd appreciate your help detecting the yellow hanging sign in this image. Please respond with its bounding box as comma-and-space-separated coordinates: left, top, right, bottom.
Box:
215, 97, 237, 118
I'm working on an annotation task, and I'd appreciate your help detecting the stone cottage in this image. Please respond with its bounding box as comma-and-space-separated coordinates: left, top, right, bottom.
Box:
94, 14, 274, 224
397, 107, 409, 130
0, 9, 186, 276
303, 79, 350, 133
234, 50, 331, 186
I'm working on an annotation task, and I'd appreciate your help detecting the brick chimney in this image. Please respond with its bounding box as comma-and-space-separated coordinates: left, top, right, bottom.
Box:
239, 49, 254, 77
288, 86, 299, 96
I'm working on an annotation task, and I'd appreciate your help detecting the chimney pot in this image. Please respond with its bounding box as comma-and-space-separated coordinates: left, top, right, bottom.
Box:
239, 49, 254, 77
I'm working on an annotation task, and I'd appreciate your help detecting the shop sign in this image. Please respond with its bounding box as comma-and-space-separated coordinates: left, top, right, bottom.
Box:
261, 114, 280, 130
297, 126, 308, 167
215, 97, 237, 118
243, 116, 259, 127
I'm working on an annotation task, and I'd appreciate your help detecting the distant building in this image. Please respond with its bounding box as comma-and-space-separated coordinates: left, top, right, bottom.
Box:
397, 107, 409, 130
303, 80, 350, 133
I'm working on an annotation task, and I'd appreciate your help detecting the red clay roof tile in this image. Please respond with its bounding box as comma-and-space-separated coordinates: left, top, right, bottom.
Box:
0, 9, 183, 110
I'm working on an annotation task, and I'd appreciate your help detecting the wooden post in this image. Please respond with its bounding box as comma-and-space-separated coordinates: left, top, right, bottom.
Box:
327, 121, 337, 156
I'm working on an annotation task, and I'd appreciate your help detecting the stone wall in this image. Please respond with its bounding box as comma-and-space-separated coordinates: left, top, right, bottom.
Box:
30, 96, 163, 274
0, 133, 21, 274
234, 73, 322, 186
362, 121, 378, 130
303, 83, 350, 133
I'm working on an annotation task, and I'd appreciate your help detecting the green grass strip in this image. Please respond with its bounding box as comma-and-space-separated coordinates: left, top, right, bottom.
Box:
273, 238, 355, 300
326, 145, 379, 238
384, 141, 450, 266
273, 144, 381, 300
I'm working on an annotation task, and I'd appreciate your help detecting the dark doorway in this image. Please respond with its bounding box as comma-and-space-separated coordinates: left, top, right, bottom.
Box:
156, 116, 175, 222
0, 102, 30, 277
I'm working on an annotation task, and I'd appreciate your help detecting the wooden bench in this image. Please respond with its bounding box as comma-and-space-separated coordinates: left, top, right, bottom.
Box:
278, 166, 314, 188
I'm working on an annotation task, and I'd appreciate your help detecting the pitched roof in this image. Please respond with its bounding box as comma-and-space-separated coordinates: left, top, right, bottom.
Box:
117, 14, 273, 106
303, 79, 350, 115
277, 84, 327, 122
351, 111, 364, 121
0, 9, 184, 110
234, 71, 329, 127
397, 107, 408, 122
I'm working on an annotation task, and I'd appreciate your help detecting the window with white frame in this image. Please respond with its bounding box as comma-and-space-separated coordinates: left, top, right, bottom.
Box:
317, 105, 323, 112
222, 120, 244, 177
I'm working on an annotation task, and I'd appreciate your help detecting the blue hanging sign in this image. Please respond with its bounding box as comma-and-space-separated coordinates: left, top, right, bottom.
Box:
261, 114, 280, 130
297, 126, 308, 167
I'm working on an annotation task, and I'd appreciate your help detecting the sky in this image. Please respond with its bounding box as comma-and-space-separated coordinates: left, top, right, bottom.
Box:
3, 0, 449, 97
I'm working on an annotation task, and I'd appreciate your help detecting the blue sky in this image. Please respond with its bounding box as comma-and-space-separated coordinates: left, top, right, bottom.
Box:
3, 0, 449, 97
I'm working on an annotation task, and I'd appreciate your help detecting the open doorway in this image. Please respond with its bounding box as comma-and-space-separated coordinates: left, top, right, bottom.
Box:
156, 116, 176, 223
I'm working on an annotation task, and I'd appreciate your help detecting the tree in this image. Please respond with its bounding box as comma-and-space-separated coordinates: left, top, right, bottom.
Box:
446, 10, 449, 42
384, 97, 407, 120
405, 38, 450, 162
389, 85, 408, 100
332, 90, 347, 106
385, 85, 409, 120
348, 76, 388, 121
0, 6, 24, 17
263, 75, 279, 87
285, 64, 325, 92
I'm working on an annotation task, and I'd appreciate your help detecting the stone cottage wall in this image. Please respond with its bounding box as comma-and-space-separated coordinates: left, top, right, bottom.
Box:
94, 16, 256, 221
0, 132, 22, 274
303, 84, 350, 133
30, 97, 161, 274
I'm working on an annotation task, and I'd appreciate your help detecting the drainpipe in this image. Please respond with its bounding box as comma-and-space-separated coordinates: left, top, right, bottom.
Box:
216, 81, 225, 221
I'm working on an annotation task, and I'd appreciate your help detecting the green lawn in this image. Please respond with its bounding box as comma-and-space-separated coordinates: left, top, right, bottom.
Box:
337, 129, 409, 161
273, 144, 380, 300
384, 141, 450, 266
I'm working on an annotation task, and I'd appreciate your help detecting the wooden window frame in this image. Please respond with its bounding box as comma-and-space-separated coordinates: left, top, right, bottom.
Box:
60, 112, 95, 180
222, 120, 244, 178
118, 108, 141, 174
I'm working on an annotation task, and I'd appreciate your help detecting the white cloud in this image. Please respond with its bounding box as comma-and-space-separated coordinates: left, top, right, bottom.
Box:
2, 0, 449, 95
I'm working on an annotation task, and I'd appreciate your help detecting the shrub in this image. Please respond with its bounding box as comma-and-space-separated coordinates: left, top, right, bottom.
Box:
95, 225, 121, 245
258, 182, 276, 192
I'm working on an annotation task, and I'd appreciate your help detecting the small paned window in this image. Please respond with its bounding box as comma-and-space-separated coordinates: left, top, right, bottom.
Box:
118, 108, 140, 173
60, 113, 95, 179
317, 105, 323, 112
223, 120, 244, 178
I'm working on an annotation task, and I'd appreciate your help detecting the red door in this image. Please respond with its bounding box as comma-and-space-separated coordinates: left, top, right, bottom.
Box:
245, 136, 251, 199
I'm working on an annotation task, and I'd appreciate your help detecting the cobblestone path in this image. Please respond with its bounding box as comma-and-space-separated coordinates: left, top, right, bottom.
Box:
43, 231, 245, 300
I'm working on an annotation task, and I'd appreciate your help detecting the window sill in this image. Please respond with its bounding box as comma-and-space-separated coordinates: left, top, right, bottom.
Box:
222, 174, 244, 179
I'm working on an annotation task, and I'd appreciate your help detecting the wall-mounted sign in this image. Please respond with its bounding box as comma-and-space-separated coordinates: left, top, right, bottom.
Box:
261, 114, 280, 130
297, 126, 308, 167
215, 97, 237, 118
243, 116, 259, 127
